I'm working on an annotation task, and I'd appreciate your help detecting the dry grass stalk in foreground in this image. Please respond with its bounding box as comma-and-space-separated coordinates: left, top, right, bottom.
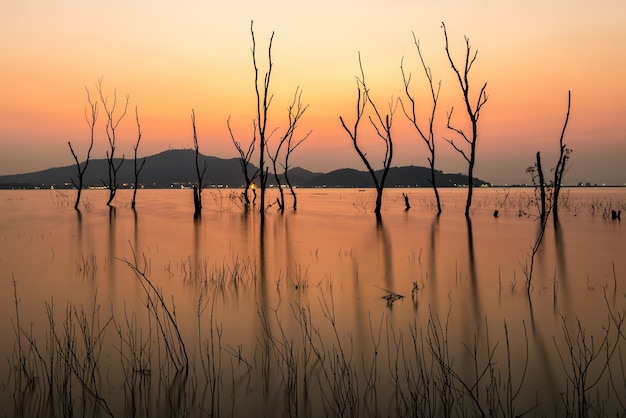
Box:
7, 257, 626, 417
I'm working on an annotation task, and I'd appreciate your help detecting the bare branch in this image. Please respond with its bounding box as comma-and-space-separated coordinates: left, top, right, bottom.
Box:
340, 53, 394, 216
251, 20, 275, 217
441, 22, 488, 216
96, 79, 128, 206
131, 106, 146, 209
552, 90, 573, 223
191, 109, 208, 217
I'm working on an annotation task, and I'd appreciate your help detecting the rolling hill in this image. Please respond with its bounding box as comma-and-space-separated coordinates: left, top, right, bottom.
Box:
0, 149, 490, 189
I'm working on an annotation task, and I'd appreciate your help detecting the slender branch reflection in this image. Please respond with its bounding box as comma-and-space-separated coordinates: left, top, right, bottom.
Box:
257, 218, 271, 395
553, 219, 571, 314
527, 297, 560, 402
465, 217, 481, 325
75, 208, 83, 250
258, 218, 269, 316
108, 206, 117, 295
193, 215, 201, 282
427, 215, 440, 312
376, 217, 393, 293
133, 207, 139, 254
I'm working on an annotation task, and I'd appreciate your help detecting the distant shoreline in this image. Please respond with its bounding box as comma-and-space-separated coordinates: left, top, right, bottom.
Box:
1, 184, 625, 191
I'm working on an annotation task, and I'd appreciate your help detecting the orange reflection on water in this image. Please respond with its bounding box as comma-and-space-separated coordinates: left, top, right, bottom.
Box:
1, 187, 625, 415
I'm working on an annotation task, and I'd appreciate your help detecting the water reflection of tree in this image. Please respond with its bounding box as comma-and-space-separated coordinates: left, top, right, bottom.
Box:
258, 217, 270, 311
74, 208, 91, 285
257, 219, 272, 392
376, 218, 394, 293
351, 218, 394, 361
465, 217, 481, 327
193, 215, 201, 282
283, 213, 296, 293
553, 219, 572, 314
75, 209, 83, 249
427, 215, 440, 313
107, 207, 117, 296
527, 295, 560, 402
133, 208, 139, 254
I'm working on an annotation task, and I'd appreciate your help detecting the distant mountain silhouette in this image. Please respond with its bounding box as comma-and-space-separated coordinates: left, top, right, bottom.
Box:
0, 149, 490, 189
303, 166, 488, 188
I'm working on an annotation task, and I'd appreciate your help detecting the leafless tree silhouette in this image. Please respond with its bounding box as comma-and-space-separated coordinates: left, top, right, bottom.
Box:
268, 87, 311, 212
68, 87, 98, 211
131, 106, 146, 210
96, 79, 129, 207
268, 132, 286, 212
526, 151, 548, 223
191, 109, 208, 218
525, 92, 572, 295
281, 89, 311, 211
227, 116, 259, 210
340, 53, 395, 219
251, 20, 274, 220
524, 151, 550, 297
442, 22, 488, 217
526, 91, 572, 226
552, 90, 572, 225
401, 32, 442, 215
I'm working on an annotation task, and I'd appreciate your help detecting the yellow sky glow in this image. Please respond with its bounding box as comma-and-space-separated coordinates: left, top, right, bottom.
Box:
1, 0, 625, 185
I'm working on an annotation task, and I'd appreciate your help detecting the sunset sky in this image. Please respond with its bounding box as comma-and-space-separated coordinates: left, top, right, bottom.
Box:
1, 1, 625, 185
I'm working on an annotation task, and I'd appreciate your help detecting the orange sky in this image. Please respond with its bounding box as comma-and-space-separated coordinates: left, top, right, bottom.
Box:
1, 1, 625, 185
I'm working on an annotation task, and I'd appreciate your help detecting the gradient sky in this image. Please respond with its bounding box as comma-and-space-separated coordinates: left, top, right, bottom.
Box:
1, 1, 625, 185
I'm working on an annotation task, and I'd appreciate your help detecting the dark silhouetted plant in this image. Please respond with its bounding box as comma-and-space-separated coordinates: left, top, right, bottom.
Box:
442, 22, 488, 217
68, 87, 98, 211
401, 32, 442, 215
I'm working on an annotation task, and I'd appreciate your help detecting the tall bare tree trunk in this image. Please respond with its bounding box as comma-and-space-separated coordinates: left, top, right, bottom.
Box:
340, 53, 395, 220
68, 87, 97, 211
552, 91, 572, 225
250, 21, 274, 221
228, 116, 258, 210
267, 87, 310, 213
96, 79, 129, 207
131, 106, 146, 210
191, 109, 208, 218
401, 33, 442, 215
536, 151, 547, 224
442, 23, 488, 217
282, 111, 310, 212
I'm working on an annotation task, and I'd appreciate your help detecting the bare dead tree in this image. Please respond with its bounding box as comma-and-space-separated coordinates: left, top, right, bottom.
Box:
524, 151, 550, 297
442, 22, 488, 217
268, 87, 310, 213
227, 116, 259, 210
131, 106, 146, 210
340, 53, 395, 219
400, 32, 443, 215
525, 92, 571, 296
68, 87, 98, 211
536, 152, 547, 224
527, 151, 549, 221
552, 90, 572, 225
268, 130, 287, 212
96, 79, 129, 207
282, 89, 312, 211
526, 91, 572, 226
251, 20, 274, 220
191, 109, 208, 218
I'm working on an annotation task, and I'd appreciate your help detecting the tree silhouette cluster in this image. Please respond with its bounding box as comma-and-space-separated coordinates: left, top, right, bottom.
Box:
341, 22, 572, 220
341, 22, 489, 218
66, 22, 573, 222
68, 79, 145, 211
224, 21, 311, 220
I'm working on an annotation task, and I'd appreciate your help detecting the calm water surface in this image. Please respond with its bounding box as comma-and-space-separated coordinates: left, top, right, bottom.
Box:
1, 187, 625, 416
